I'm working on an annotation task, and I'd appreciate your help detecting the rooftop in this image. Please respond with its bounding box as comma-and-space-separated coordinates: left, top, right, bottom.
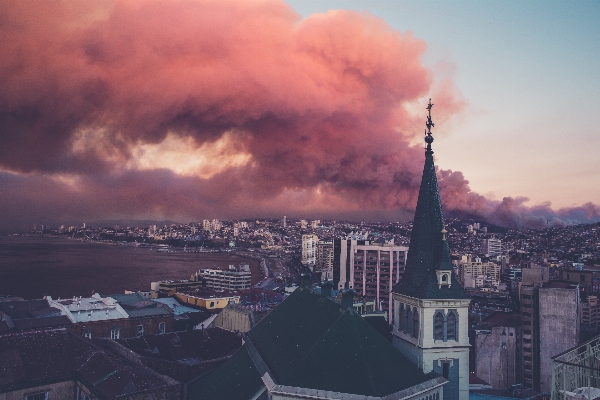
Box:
0, 328, 179, 397
189, 287, 442, 399
118, 327, 241, 363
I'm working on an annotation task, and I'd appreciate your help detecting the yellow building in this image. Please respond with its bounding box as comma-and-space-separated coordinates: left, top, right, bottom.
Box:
174, 291, 240, 310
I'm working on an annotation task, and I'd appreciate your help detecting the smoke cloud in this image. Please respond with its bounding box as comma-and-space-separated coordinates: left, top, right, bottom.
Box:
0, 0, 597, 232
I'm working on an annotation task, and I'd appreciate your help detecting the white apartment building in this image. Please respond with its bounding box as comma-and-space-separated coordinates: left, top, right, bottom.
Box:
456, 254, 501, 283
481, 238, 502, 257
197, 264, 251, 290
301, 234, 318, 269
350, 242, 408, 321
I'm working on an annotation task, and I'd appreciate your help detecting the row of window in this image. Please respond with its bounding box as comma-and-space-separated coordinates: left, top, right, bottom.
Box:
398, 305, 420, 338
83, 322, 166, 340
433, 310, 458, 341
397, 305, 459, 342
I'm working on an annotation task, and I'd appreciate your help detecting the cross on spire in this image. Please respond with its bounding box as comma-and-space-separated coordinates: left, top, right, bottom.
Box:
425, 99, 434, 153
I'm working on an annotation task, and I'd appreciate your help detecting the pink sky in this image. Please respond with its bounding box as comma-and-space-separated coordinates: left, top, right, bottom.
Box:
0, 0, 598, 232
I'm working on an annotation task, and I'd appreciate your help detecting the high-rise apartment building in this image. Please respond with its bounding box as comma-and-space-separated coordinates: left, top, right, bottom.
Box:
519, 281, 580, 392
581, 295, 598, 326
456, 254, 501, 284
195, 264, 252, 291
474, 312, 521, 390
301, 234, 318, 269
481, 238, 502, 257
350, 242, 408, 321
316, 241, 333, 280
210, 219, 221, 231
332, 236, 369, 291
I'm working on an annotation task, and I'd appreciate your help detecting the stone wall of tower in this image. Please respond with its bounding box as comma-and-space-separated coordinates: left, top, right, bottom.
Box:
392, 294, 471, 400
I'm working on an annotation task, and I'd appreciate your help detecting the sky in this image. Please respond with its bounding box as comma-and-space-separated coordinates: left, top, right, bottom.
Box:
0, 0, 599, 233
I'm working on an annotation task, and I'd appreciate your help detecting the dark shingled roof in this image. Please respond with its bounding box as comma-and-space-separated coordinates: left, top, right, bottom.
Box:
0, 299, 55, 320
186, 345, 264, 400
119, 328, 241, 362
0, 328, 179, 397
189, 288, 435, 399
392, 113, 468, 300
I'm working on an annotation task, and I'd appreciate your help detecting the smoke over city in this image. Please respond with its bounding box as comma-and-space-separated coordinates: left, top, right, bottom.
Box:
0, 0, 597, 232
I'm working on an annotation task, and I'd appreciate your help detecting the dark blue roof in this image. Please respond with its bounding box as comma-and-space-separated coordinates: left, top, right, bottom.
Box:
392, 108, 468, 300
189, 288, 437, 398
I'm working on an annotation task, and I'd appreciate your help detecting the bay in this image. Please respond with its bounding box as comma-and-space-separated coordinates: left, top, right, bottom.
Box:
0, 236, 260, 299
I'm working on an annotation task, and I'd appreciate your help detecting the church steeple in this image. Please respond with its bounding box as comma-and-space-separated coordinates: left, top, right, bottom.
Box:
392, 100, 468, 300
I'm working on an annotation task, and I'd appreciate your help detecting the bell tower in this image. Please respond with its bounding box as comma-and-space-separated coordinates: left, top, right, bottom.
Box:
392, 100, 470, 400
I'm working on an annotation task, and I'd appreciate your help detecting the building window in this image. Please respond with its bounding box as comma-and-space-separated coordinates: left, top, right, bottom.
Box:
26, 393, 48, 400
83, 331, 92, 339
433, 312, 444, 340
447, 311, 457, 341
406, 307, 413, 335
412, 308, 419, 338
159, 322, 165, 334
136, 325, 144, 337
110, 327, 120, 340
442, 362, 450, 379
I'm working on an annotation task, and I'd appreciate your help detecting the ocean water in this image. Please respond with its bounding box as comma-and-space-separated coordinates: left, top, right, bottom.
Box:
0, 236, 260, 299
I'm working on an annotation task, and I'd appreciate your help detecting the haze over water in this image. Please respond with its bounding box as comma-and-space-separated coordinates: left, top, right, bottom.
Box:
0, 236, 260, 299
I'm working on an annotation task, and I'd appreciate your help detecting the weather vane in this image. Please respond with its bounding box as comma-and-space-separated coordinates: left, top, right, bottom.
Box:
425, 98, 434, 152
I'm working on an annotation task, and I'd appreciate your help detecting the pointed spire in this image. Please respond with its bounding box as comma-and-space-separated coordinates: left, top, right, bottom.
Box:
392, 100, 468, 299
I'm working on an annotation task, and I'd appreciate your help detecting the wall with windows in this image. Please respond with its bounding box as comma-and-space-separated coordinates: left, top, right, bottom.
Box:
66, 315, 173, 340
392, 294, 471, 400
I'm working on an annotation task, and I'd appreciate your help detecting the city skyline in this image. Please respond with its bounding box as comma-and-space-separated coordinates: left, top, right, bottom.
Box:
1, 0, 599, 233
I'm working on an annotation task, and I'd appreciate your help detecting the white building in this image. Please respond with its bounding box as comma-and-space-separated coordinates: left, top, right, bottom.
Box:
46, 294, 129, 327
301, 234, 318, 269
456, 254, 501, 284
350, 241, 408, 321
196, 264, 252, 290
481, 238, 502, 257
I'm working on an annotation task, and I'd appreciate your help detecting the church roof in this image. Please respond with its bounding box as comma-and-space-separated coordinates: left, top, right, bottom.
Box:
188, 287, 442, 399
393, 100, 468, 300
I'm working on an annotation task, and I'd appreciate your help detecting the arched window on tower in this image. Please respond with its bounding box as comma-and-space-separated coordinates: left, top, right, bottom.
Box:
398, 304, 405, 332
433, 311, 444, 340
406, 307, 413, 335
412, 308, 419, 338
447, 311, 457, 341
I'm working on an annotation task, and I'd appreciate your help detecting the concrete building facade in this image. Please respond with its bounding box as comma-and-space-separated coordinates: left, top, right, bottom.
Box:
481, 238, 502, 257
520, 281, 580, 393
301, 234, 318, 269
538, 283, 580, 393
350, 243, 408, 321
474, 312, 521, 390
332, 237, 369, 291
196, 264, 251, 291
316, 241, 333, 280
456, 255, 501, 284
